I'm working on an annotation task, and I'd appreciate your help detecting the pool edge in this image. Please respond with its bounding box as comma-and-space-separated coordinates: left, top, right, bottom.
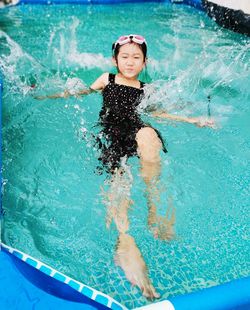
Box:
0, 242, 127, 310
1, 242, 250, 310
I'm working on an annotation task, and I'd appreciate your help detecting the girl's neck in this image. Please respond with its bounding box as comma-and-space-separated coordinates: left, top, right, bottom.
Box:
116, 73, 140, 88
117, 72, 138, 80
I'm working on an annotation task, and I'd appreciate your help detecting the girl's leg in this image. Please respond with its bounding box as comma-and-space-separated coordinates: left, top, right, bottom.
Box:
136, 127, 175, 240
104, 165, 160, 299
104, 167, 132, 233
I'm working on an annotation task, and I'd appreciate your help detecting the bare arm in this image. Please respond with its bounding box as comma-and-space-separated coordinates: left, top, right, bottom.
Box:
151, 111, 216, 128
34, 73, 109, 100
90, 72, 108, 90
35, 88, 94, 100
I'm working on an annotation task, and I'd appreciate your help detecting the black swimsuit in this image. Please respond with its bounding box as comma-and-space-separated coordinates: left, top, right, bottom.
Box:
97, 73, 167, 174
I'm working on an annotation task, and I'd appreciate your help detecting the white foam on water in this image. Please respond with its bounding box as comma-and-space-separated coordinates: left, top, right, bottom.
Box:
65, 77, 87, 95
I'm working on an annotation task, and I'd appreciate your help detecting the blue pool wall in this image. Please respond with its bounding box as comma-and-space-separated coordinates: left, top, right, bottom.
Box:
18, 0, 203, 10
0, 248, 109, 310
0, 244, 250, 310
169, 277, 250, 310
0, 77, 2, 197
0, 243, 126, 310
1, 0, 250, 309
1, 241, 250, 309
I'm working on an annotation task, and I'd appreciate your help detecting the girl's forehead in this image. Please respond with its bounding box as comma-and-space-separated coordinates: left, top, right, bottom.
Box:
119, 43, 143, 55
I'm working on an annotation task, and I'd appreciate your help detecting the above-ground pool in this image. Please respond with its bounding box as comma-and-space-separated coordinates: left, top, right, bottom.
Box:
1, 1, 250, 309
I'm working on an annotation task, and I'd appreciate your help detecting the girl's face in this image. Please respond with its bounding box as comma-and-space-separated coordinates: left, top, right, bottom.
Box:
113, 43, 146, 79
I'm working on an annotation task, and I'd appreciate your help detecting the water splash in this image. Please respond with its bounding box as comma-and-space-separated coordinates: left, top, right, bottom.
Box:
140, 39, 249, 121
47, 17, 112, 71
0, 30, 41, 94
65, 77, 87, 95
0, 29, 61, 97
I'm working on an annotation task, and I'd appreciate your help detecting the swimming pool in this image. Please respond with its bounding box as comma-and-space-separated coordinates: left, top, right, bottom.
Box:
1, 1, 250, 309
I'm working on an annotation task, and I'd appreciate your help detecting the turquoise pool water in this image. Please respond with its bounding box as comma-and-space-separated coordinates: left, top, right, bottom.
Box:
1, 3, 249, 309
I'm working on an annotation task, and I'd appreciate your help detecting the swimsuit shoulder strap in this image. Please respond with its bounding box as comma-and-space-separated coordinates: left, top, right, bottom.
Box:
109, 73, 115, 84
140, 81, 145, 88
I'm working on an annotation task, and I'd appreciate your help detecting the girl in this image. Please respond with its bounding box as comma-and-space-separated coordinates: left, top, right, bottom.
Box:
36, 34, 215, 299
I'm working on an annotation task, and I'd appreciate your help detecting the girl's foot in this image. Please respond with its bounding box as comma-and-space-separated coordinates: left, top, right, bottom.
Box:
115, 234, 160, 299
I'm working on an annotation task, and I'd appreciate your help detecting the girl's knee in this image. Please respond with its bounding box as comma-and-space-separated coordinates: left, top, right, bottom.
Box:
136, 127, 162, 162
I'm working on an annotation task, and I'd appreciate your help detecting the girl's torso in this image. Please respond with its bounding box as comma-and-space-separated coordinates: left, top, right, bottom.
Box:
100, 73, 145, 127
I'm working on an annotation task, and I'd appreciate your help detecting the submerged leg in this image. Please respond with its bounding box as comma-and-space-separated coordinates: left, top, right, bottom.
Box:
115, 233, 160, 299
102, 164, 160, 299
136, 127, 175, 240
103, 167, 132, 234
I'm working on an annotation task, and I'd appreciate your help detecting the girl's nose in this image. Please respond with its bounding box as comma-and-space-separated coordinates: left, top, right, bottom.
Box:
126, 58, 134, 65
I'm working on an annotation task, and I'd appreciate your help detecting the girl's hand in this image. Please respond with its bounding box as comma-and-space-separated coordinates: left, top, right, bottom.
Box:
192, 117, 216, 129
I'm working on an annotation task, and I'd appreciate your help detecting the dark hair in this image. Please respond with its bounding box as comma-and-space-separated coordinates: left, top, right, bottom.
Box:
112, 42, 147, 61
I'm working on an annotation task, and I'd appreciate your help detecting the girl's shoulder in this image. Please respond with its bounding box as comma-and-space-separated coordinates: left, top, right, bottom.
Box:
100, 72, 116, 89
100, 72, 110, 87
90, 72, 110, 91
